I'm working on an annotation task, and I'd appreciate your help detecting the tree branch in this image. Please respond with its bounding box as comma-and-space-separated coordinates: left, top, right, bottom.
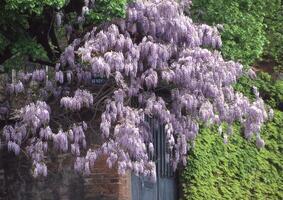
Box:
27, 9, 59, 62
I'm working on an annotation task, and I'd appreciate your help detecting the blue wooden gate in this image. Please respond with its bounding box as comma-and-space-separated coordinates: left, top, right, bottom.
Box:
131, 117, 177, 200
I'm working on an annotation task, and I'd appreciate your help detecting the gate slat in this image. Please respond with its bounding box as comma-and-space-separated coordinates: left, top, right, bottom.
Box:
132, 116, 177, 200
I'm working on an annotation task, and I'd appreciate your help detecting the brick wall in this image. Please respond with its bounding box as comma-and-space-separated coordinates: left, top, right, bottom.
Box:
84, 156, 131, 200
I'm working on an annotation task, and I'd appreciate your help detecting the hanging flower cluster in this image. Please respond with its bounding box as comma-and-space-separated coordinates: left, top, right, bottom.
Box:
3, 101, 88, 177
32, 69, 46, 82
1, 0, 270, 180
6, 81, 24, 95
60, 89, 94, 111
3, 125, 25, 155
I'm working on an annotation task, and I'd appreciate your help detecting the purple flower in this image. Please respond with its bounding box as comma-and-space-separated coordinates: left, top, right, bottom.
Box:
256, 136, 265, 149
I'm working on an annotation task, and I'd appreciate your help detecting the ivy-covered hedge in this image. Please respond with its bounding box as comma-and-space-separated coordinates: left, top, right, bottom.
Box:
263, 0, 283, 69
182, 70, 283, 200
235, 72, 283, 110
182, 110, 283, 200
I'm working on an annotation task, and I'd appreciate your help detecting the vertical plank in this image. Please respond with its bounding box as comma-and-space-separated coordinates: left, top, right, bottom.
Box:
163, 124, 166, 178
141, 176, 157, 200
131, 174, 142, 200
12, 69, 16, 83
45, 66, 49, 81
161, 123, 164, 177
158, 178, 177, 200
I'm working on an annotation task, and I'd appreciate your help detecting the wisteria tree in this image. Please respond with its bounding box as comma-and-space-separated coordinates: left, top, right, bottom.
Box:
0, 0, 272, 181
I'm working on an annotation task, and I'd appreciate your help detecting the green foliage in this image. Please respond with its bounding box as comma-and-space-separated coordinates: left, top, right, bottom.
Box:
86, 0, 128, 24
234, 72, 283, 109
262, 0, 283, 69
0, 0, 61, 70
190, 0, 283, 70
190, 0, 268, 66
182, 110, 283, 200
11, 37, 48, 59
3, 37, 48, 72
5, 0, 66, 14
0, 1, 30, 45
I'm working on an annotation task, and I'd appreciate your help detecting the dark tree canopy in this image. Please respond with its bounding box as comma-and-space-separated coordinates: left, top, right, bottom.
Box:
0, 0, 127, 69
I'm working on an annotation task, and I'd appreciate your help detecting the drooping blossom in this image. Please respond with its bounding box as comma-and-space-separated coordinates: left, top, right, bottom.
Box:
60, 89, 93, 111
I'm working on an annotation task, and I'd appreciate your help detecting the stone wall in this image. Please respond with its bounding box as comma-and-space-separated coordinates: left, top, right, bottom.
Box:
0, 151, 132, 200
0, 151, 84, 200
